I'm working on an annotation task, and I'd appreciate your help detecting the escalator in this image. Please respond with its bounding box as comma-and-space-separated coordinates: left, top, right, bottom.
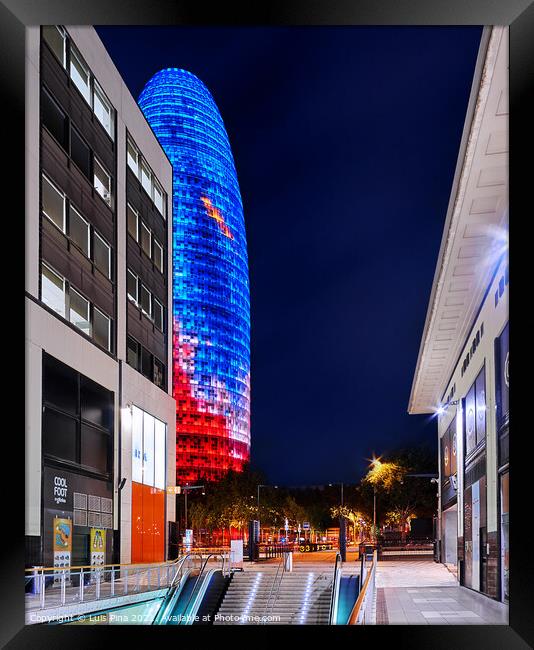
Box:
62, 553, 229, 626
152, 554, 230, 625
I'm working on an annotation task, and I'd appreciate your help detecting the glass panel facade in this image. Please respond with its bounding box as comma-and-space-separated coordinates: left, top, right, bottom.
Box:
127, 270, 138, 302
131, 406, 144, 484
93, 307, 110, 351
465, 384, 476, 456
141, 285, 151, 316
141, 160, 151, 195
41, 264, 65, 316
42, 175, 65, 231
141, 223, 151, 257
69, 207, 90, 256
93, 82, 113, 138
42, 26, 66, 66
131, 405, 166, 490
143, 412, 155, 487
154, 419, 166, 490
94, 158, 112, 206
127, 139, 139, 176
475, 368, 486, 446
139, 68, 251, 482
153, 240, 163, 272
127, 204, 138, 240
70, 48, 90, 103
70, 127, 91, 178
93, 233, 111, 278
69, 289, 91, 336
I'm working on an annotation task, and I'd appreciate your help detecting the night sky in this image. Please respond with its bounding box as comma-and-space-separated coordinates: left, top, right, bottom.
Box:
97, 26, 482, 486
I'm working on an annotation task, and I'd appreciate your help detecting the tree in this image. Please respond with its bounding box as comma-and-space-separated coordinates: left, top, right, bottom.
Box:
331, 506, 372, 542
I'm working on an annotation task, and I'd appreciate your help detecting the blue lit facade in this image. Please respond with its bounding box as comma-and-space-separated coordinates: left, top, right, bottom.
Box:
138, 68, 250, 483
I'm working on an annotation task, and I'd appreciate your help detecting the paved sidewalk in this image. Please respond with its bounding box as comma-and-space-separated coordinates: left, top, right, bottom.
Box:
375, 559, 508, 625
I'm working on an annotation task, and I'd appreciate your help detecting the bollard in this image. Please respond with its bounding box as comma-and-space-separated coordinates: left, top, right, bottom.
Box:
111, 567, 115, 596
80, 568, 84, 602
284, 551, 293, 572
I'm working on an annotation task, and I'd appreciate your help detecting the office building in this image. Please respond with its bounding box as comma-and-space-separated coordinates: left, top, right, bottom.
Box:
138, 68, 251, 484
25, 25, 176, 567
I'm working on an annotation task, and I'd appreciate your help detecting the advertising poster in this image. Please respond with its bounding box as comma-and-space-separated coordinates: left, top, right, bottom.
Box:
90, 527, 106, 567
230, 539, 244, 570
53, 517, 72, 583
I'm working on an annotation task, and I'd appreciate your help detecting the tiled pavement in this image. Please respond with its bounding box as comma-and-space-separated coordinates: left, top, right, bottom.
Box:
375, 559, 508, 625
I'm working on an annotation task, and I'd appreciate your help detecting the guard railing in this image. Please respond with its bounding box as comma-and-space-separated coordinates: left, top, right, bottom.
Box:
348, 549, 377, 625
25, 556, 189, 612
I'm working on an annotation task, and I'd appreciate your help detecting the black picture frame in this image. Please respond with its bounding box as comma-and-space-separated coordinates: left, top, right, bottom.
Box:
7, 0, 532, 646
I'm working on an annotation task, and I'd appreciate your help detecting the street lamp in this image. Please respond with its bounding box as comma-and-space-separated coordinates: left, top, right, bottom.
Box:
328, 482, 344, 507
181, 484, 205, 532
257, 484, 278, 543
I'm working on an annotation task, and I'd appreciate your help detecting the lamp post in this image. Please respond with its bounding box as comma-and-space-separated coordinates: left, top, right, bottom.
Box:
257, 484, 278, 544
182, 484, 205, 532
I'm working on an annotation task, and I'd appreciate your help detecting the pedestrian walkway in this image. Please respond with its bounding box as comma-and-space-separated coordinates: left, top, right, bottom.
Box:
375, 559, 508, 625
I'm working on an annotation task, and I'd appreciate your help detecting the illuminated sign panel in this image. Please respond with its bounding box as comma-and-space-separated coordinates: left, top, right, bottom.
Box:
131, 405, 166, 489
139, 68, 251, 483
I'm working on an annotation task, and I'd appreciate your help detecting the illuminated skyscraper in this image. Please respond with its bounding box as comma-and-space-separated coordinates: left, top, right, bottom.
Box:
139, 68, 250, 484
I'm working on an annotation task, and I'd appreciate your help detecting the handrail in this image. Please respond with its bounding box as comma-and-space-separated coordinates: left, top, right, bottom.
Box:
24, 556, 186, 573
151, 552, 204, 625
261, 552, 286, 623
24, 548, 233, 573
328, 552, 342, 625
179, 553, 227, 624
348, 550, 377, 625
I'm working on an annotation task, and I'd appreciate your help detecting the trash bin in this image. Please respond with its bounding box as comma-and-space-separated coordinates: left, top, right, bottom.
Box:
284, 551, 293, 572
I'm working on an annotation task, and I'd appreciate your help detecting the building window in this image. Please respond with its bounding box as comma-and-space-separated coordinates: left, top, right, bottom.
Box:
70, 126, 91, 179
153, 181, 164, 215
69, 46, 91, 104
141, 160, 152, 195
94, 158, 112, 206
475, 367, 486, 446
69, 206, 90, 256
127, 138, 139, 177
127, 269, 139, 303
42, 174, 66, 232
41, 263, 66, 316
69, 288, 91, 336
153, 357, 165, 390
153, 239, 163, 273
141, 347, 152, 380
41, 88, 68, 150
93, 307, 111, 351
154, 298, 163, 331
127, 133, 167, 219
127, 203, 138, 241
131, 405, 166, 489
141, 223, 151, 258
42, 25, 66, 67
141, 285, 152, 317
127, 335, 139, 370
93, 81, 114, 139
93, 232, 111, 279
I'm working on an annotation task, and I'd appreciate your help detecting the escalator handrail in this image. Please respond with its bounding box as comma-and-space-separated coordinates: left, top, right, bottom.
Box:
328, 552, 342, 625
152, 568, 192, 625
179, 553, 227, 625
181, 568, 220, 625
152, 552, 204, 624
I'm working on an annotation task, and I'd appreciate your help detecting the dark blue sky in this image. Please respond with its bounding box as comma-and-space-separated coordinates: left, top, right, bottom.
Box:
97, 26, 482, 485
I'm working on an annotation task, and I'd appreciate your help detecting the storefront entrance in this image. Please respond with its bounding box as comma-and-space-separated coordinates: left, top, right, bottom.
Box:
442, 504, 458, 566
131, 482, 165, 563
